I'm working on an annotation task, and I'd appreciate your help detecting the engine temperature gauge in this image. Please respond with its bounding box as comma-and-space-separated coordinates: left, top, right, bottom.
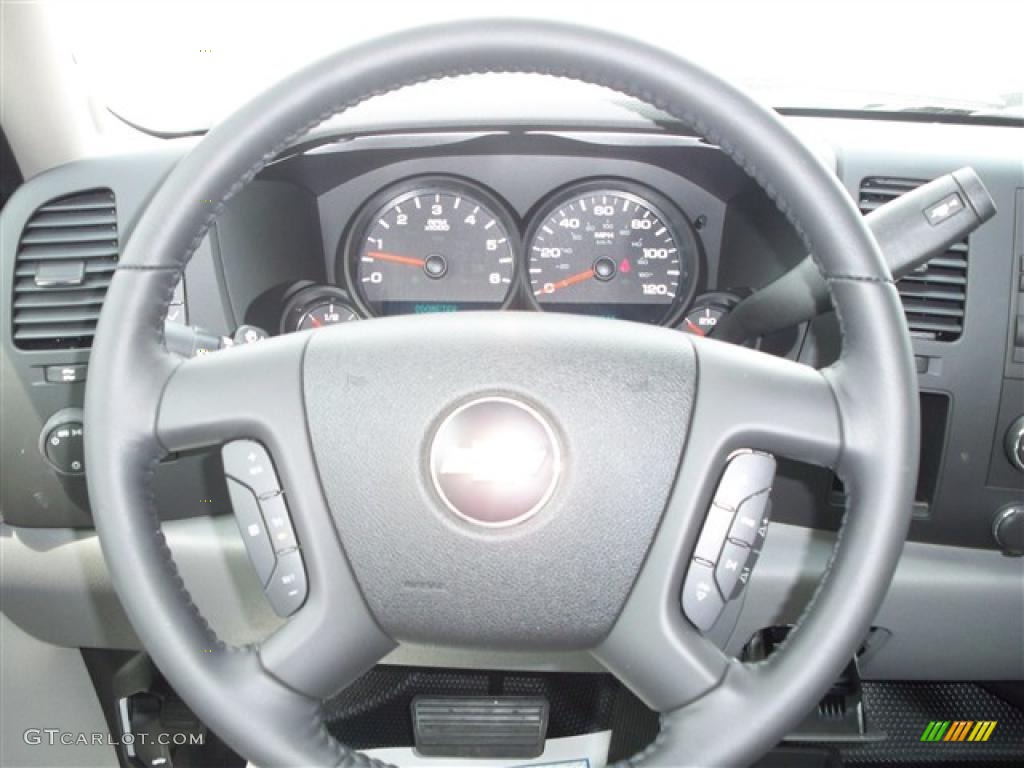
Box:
679, 292, 741, 337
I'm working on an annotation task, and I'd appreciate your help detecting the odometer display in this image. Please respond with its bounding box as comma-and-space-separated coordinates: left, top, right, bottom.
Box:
350, 180, 517, 317
527, 185, 699, 324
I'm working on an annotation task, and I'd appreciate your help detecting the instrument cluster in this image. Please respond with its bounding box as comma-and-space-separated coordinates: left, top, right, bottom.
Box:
281, 174, 737, 335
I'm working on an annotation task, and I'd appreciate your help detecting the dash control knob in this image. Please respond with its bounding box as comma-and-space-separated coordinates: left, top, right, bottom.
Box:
993, 505, 1023, 557
1005, 416, 1024, 472
38, 408, 85, 475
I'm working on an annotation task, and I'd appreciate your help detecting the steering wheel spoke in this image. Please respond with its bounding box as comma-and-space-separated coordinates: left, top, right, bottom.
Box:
688, 335, 843, 468
594, 588, 731, 713
156, 333, 310, 454
257, 577, 394, 700
595, 338, 841, 712
156, 336, 396, 699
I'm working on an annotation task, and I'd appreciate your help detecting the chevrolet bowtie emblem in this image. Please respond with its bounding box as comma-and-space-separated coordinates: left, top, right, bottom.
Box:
430, 397, 561, 527
439, 438, 548, 483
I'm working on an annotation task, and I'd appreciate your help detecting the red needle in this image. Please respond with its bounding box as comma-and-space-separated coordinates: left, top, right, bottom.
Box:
536, 268, 595, 296
366, 251, 425, 267
685, 319, 706, 336
310, 317, 322, 328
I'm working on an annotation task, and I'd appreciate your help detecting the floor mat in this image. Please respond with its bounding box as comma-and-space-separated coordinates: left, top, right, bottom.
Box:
840, 682, 1024, 765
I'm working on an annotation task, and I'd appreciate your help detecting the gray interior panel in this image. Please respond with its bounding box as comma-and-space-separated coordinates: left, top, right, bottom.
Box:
0, 613, 116, 768
4, 516, 1020, 680
0, 515, 603, 672
1, 516, 282, 649
722, 522, 1024, 680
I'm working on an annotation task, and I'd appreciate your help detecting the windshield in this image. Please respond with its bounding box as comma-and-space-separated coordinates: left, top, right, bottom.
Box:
54, 0, 1023, 134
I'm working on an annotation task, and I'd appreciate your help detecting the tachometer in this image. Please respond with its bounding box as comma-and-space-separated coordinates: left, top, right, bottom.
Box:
526, 182, 699, 324
348, 179, 518, 317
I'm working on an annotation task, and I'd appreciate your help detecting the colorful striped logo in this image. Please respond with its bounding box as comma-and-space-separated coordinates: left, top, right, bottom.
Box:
920, 720, 997, 742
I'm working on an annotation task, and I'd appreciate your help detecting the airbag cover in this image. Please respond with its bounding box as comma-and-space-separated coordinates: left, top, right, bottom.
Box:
303, 311, 695, 648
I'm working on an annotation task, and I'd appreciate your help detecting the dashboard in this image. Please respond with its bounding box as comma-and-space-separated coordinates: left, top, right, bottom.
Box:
2, 118, 1022, 550
2, 108, 1023, 683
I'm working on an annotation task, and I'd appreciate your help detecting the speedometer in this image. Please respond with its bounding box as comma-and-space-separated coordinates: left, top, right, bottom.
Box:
347, 178, 518, 317
526, 182, 700, 324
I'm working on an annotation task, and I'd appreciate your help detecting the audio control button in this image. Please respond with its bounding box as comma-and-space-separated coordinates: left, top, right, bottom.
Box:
265, 550, 308, 617
225, 477, 276, 587
222, 440, 281, 498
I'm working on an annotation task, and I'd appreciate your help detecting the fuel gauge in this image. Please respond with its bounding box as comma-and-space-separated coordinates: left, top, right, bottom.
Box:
281, 284, 361, 334
296, 301, 359, 331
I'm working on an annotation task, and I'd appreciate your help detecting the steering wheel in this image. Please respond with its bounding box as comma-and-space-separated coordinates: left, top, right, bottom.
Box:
84, 20, 919, 767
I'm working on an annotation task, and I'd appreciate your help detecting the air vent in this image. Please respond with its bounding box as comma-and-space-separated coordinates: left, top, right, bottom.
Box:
12, 189, 118, 349
859, 177, 967, 341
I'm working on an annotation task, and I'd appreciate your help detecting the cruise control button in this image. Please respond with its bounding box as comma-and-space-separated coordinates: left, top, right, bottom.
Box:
714, 452, 776, 511
755, 501, 771, 547
260, 493, 298, 553
729, 491, 770, 547
737, 546, 762, 595
681, 560, 725, 631
693, 504, 735, 564
265, 550, 308, 617
222, 440, 281, 498
716, 539, 753, 600
225, 478, 276, 587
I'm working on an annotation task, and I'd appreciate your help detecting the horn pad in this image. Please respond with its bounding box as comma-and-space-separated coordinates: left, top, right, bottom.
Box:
303, 312, 696, 649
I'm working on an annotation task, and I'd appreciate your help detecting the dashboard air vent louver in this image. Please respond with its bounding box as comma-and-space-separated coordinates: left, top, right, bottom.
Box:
12, 189, 118, 349
858, 177, 967, 341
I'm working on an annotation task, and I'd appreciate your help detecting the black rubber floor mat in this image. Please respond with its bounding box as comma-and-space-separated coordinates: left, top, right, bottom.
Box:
841, 682, 1024, 765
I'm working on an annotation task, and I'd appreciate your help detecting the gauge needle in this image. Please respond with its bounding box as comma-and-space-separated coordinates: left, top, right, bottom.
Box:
685, 319, 706, 336
366, 251, 426, 267
536, 268, 595, 296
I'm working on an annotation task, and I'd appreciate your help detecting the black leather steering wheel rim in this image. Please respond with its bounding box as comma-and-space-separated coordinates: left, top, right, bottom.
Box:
84, 19, 919, 767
